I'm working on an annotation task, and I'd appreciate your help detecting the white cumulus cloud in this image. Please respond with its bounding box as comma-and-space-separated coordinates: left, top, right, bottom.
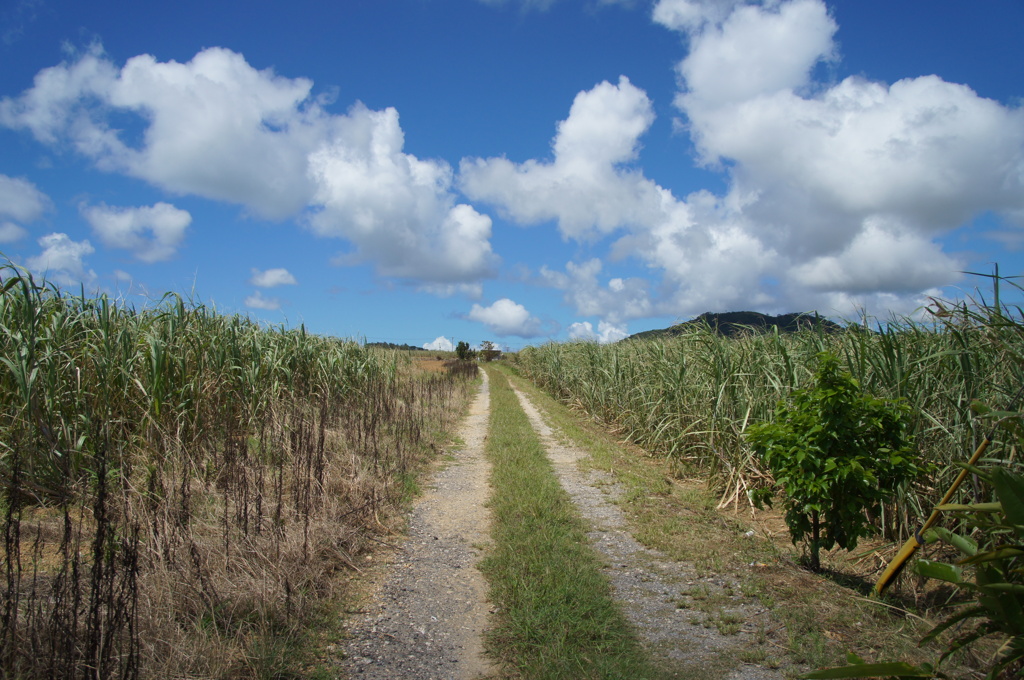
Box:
467, 298, 546, 338
308, 105, 497, 283
0, 44, 318, 219
81, 201, 191, 262
423, 336, 454, 351
539, 259, 653, 323
465, 0, 1024, 324
789, 219, 961, 294
658, 0, 1024, 314
671, 1, 1024, 244
0, 174, 51, 242
244, 290, 282, 311
460, 76, 662, 241
249, 267, 297, 287
1, 45, 497, 291
673, 0, 837, 109
460, 75, 783, 321
0, 174, 51, 224
0, 222, 27, 243
567, 320, 629, 344
25, 233, 97, 288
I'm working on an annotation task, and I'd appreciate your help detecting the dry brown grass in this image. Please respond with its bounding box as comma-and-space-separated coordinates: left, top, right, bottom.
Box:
9, 376, 474, 678
0, 270, 477, 680
414, 356, 450, 373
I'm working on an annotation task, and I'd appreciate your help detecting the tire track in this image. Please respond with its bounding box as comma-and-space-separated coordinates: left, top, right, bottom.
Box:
510, 383, 784, 680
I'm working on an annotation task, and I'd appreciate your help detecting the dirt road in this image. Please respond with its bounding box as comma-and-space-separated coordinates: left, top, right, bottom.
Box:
340, 371, 494, 680
511, 384, 783, 680
340, 369, 783, 678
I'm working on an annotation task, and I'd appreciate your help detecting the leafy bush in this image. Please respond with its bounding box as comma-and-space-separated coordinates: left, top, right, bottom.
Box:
455, 340, 475, 361
916, 465, 1024, 678
804, 464, 1024, 679
747, 352, 921, 570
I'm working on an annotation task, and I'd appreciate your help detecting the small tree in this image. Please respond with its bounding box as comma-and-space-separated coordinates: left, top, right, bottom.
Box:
747, 352, 920, 571
479, 340, 501, 362
455, 340, 475, 361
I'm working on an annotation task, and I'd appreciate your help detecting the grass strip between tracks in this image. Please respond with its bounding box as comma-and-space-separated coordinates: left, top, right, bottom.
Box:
496, 364, 974, 676
480, 366, 656, 679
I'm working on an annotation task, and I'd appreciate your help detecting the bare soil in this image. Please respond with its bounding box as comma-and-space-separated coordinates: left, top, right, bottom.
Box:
337, 371, 788, 678
339, 371, 495, 680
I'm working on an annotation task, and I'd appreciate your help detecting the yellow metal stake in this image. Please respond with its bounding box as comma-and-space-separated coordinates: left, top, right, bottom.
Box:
873, 434, 992, 596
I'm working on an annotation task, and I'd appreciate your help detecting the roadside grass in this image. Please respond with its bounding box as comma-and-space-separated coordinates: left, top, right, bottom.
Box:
0, 264, 487, 679
481, 366, 659, 679
498, 364, 973, 677
295, 366, 481, 678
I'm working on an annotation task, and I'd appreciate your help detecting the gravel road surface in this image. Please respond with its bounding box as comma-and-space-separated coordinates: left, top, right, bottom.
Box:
339, 371, 786, 679
340, 372, 494, 680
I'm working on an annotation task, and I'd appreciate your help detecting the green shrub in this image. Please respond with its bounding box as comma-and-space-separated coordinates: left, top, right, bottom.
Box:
455, 340, 475, 361
747, 352, 921, 570
804, 465, 1024, 679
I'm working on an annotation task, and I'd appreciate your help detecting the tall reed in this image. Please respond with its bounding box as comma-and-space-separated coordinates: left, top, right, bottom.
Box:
512, 300, 1024, 544
0, 261, 473, 678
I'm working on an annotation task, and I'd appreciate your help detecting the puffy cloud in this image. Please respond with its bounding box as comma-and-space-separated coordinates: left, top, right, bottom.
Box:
0, 44, 120, 146
0, 222, 27, 243
460, 76, 661, 240
461, 76, 780, 320
675, 0, 836, 109
422, 336, 454, 351
552, 76, 655, 169
539, 259, 653, 323
1, 46, 497, 290
567, 320, 629, 344
0, 174, 51, 224
664, 0, 1024, 297
25, 233, 97, 287
0, 45, 318, 218
249, 267, 297, 287
789, 219, 962, 294
309, 110, 497, 283
467, 298, 546, 338
81, 202, 191, 262
0, 175, 50, 242
464, 77, 777, 320
469, 0, 1024, 326
244, 290, 282, 311
691, 77, 1024, 248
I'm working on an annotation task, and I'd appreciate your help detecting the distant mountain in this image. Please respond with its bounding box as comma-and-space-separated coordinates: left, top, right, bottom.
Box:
626, 311, 842, 341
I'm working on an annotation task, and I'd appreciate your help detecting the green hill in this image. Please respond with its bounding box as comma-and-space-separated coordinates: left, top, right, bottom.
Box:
626, 311, 842, 341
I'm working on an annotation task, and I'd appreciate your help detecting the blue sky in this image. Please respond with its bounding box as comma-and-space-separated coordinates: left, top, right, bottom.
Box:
2, 0, 1023, 350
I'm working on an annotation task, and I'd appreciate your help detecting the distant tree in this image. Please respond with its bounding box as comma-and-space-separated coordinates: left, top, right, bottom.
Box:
479, 341, 501, 362
366, 341, 426, 351
455, 340, 475, 361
